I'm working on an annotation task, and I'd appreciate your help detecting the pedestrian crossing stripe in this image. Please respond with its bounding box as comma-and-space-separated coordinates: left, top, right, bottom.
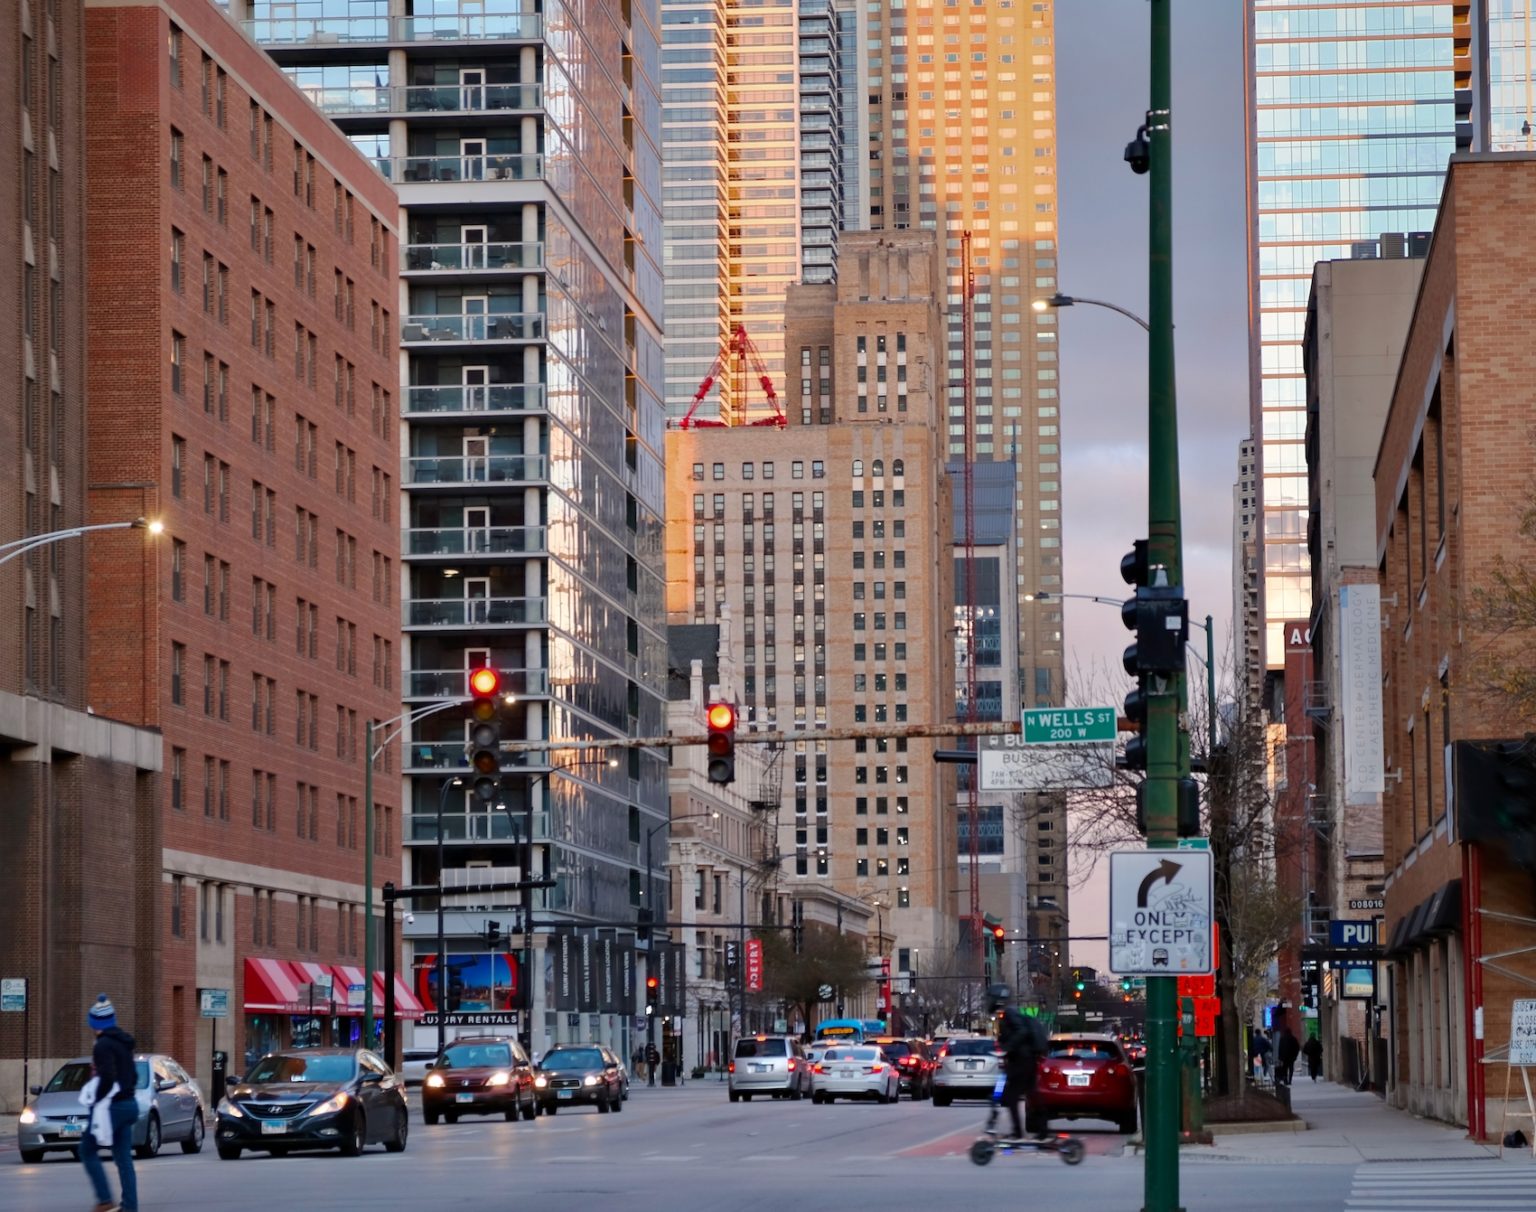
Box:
1346, 1161, 1536, 1212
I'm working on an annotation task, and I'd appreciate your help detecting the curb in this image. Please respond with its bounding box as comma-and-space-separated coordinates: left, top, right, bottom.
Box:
1210, 1118, 1308, 1136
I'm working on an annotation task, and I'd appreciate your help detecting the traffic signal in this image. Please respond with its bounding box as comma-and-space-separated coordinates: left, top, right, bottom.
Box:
637, 907, 652, 942
991, 925, 1007, 947
1121, 978, 1133, 993
466, 666, 504, 803
1135, 776, 1202, 837
446, 970, 464, 1013
645, 974, 659, 1016
706, 701, 737, 785
1119, 541, 1189, 678
1072, 968, 1085, 1000
484, 920, 501, 950
1119, 541, 1151, 774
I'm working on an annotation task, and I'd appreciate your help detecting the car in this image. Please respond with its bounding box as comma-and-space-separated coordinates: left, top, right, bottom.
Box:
931, 1035, 1001, 1106
1028, 1033, 1139, 1135
421, 1036, 536, 1124
214, 1047, 408, 1159
18, 1054, 207, 1163
397, 1048, 438, 1087
872, 1037, 933, 1099
810, 1045, 900, 1104
533, 1045, 625, 1114
598, 1045, 631, 1101
727, 1035, 811, 1102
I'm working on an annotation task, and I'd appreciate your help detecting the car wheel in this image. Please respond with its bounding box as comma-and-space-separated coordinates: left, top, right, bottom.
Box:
728, 1090, 740, 1103
424, 1109, 440, 1126
384, 1108, 408, 1153
933, 1092, 952, 1107
339, 1113, 366, 1157
181, 1112, 205, 1154
790, 1084, 803, 1101
504, 1107, 519, 1122
135, 1111, 161, 1159
445, 1112, 459, 1125
611, 1091, 623, 1113
216, 1144, 241, 1161
598, 1094, 611, 1113
811, 1091, 823, 1105
545, 1103, 557, 1115
521, 1095, 537, 1121
1117, 1112, 1138, 1135
741, 1093, 752, 1102
19, 1149, 44, 1164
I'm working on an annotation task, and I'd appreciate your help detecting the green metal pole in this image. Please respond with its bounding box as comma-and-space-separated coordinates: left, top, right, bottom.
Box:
364, 720, 376, 1047
1144, 0, 1183, 1208
1206, 616, 1217, 757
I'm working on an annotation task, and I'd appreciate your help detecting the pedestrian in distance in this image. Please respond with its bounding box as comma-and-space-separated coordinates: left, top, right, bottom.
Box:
1275, 1023, 1301, 1087
646, 1042, 660, 1087
80, 994, 139, 1212
1302, 1034, 1323, 1082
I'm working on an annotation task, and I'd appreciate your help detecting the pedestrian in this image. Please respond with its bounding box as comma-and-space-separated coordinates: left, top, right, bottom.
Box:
1302, 1034, 1323, 1082
80, 994, 138, 1212
645, 1042, 660, 1087
991, 985, 1046, 1142
1275, 1023, 1301, 1086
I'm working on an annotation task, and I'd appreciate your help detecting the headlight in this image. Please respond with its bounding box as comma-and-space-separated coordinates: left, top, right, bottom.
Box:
486, 1071, 510, 1087
533, 1075, 548, 1089
308, 1092, 350, 1117
18, 1107, 36, 1125
582, 1074, 600, 1087
217, 1098, 245, 1119
425, 1074, 445, 1089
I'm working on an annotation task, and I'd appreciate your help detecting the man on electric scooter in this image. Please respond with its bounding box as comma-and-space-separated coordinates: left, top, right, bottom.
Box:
989, 984, 1047, 1143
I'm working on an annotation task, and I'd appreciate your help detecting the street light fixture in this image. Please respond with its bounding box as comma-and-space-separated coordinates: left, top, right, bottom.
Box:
1032, 292, 1151, 333
0, 517, 164, 567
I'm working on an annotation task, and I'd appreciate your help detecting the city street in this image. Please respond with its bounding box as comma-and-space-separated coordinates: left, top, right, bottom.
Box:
9, 1082, 1534, 1212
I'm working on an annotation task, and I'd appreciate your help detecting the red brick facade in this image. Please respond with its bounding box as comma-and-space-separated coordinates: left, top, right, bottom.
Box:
83, 0, 402, 1087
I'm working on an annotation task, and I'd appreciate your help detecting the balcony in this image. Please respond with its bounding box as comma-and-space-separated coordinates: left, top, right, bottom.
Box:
409, 812, 518, 842
402, 525, 546, 559
404, 668, 550, 699
403, 595, 547, 629
401, 311, 544, 345
403, 384, 545, 417
404, 744, 550, 772
386, 154, 542, 184
403, 242, 544, 274
404, 453, 547, 488
244, 12, 542, 48
303, 82, 543, 117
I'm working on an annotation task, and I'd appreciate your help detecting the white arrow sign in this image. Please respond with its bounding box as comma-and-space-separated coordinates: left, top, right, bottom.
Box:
1108, 849, 1214, 975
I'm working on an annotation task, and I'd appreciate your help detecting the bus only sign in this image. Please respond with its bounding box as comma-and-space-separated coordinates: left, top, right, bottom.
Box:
1108, 849, 1214, 976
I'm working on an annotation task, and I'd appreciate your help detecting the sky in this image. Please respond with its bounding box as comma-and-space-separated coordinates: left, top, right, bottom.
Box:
1051, 2, 1249, 974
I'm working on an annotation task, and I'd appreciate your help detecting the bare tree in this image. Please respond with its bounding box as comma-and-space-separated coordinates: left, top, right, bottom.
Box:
1462, 488, 1536, 725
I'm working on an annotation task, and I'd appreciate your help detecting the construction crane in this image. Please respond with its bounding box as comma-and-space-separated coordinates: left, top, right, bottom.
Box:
959, 231, 982, 964
673, 324, 787, 430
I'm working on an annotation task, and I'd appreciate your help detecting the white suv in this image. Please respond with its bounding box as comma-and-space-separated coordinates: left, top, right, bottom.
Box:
931, 1035, 1001, 1106
728, 1036, 811, 1102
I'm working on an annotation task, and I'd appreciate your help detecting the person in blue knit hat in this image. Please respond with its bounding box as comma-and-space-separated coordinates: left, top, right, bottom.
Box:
80, 993, 139, 1212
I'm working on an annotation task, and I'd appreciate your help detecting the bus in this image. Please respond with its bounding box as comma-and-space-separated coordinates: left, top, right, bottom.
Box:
813, 1018, 887, 1045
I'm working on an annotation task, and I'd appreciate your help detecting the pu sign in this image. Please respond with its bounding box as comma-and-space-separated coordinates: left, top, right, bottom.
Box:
744, 938, 764, 993
1328, 920, 1377, 948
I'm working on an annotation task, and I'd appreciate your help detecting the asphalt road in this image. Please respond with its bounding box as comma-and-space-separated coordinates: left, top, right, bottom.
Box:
3, 1085, 1382, 1212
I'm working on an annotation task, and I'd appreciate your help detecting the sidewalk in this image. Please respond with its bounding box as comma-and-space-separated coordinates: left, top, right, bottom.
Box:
1195, 1079, 1526, 1165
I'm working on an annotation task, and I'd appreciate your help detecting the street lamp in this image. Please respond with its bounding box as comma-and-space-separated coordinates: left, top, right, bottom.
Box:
0, 516, 163, 567
1032, 292, 1151, 333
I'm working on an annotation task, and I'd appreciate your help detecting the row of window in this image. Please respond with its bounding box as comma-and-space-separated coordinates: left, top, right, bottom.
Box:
168, 874, 370, 958
689, 460, 827, 481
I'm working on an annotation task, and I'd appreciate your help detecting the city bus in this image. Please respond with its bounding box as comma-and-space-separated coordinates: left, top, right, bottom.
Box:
813, 1018, 887, 1045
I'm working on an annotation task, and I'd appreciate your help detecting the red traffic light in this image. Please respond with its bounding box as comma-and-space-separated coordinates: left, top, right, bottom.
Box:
706, 702, 736, 731
646, 976, 659, 991
469, 667, 500, 698
991, 925, 1006, 942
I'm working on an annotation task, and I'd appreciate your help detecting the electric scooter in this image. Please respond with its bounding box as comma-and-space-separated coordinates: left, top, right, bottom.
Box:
969, 1076, 1085, 1167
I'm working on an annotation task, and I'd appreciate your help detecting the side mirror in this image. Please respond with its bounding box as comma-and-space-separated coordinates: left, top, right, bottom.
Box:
360, 1070, 384, 1084
155, 1078, 178, 1093
225, 1075, 242, 1087
29, 1085, 42, 1096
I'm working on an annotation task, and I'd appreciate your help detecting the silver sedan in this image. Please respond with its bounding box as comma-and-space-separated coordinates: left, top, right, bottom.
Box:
18, 1054, 206, 1163
810, 1046, 900, 1104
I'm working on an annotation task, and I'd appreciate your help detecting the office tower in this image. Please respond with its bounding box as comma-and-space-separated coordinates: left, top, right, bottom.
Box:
80, 0, 403, 1088
244, 0, 669, 1065
664, 230, 959, 970
1243, 1, 1472, 672
1232, 436, 1261, 708
0, 0, 162, 1086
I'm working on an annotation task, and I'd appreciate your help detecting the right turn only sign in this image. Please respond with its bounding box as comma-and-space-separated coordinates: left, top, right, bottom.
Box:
1108, 849, 1214, 975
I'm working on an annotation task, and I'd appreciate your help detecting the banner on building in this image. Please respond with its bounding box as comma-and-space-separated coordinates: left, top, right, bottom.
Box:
617, 942, 635, 1016
597, 930, 617, 1014
552, 928, 576, 1011
744, 938, 763, 993
1339, 584, 1385, 804
577, 931, 595, 1011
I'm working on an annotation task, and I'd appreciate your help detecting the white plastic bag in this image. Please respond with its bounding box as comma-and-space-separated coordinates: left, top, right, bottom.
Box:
77, 1077, 120, 1146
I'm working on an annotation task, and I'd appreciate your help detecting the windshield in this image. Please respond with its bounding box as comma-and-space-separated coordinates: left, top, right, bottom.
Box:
43, 1063, 93, 1093
734, 1039, 788, 1059
245, 1054, 357, 1084
438, 1043, 513, 1069
823, 1047, 880, 1063
946, 1039, 998, 1058
1047, 1042, 1121, 1062
541, 1049, 604, 1071
877, 1041, 911, 1059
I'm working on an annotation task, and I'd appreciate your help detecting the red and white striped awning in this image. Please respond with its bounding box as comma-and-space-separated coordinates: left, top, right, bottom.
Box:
243, 959, 424, 1019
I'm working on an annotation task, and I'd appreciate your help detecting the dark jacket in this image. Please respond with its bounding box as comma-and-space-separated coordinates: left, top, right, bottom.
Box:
999, 1008, 1046, 1080
1276, 1029, 1301, 1067
92, 1027, 138, 1104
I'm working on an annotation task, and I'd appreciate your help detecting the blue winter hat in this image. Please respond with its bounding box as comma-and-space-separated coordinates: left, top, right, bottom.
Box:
87, 994, 116, 1031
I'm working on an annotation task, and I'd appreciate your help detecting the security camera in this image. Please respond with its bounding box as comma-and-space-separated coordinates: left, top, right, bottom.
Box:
1124, 126, 1150, 175
403, 912, 416, 925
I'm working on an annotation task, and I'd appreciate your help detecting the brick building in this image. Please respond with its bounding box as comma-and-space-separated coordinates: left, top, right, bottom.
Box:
0, 0, 162, 1110
1373, 154, 1536, 1135
82, 0, 402, 1088
664, 231, 958, 980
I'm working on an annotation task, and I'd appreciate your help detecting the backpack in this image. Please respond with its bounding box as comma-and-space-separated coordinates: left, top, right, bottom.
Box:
1002, 1008, 1045, 1065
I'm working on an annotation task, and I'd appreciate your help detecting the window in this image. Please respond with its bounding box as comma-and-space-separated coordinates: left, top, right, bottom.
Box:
170, 228, 184, 292
170, 642, 185, 705
168, 25, 182, 86
169, 127, 183, 188
171, 875, 184, 936
170, 332, 185, 394
170, 747, 185, 811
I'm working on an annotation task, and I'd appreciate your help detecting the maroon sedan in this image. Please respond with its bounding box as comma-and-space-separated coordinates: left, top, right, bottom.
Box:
1027, 1033, 1138, 1135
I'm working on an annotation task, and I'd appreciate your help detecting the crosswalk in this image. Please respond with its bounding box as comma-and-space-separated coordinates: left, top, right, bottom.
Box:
1346, 1161, 1536, 1210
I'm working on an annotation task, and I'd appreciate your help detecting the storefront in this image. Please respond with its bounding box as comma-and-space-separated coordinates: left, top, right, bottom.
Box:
241, 958, 424, 1070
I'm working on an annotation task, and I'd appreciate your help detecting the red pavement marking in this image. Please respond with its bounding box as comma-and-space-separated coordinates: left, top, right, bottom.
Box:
899, 1125, 1123, 1158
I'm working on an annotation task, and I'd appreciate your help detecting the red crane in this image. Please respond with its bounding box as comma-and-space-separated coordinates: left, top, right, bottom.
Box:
673, 324, 786, 430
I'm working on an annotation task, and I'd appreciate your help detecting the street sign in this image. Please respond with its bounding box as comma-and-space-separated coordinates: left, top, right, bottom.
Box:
1020, 707, 1118, 745
1177, 973, 1214, 999
1511, 1000, 1536, 1066
198, 988, 229, 1019
1, 978, 26, 1012
979, 735, 1113, 791
421, 1010, 520, 1028
347, 982, 367, 1008
1328, 920, 1376, 947
1177, 837, 1209, 851
817, 983, 834, 1002
1108, 849, 1214, 975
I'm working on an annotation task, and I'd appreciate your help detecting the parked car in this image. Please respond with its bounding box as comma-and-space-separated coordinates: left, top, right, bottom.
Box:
533, 1046, 625, 1114
215, 1047, 408, 1159
810, 1045, 900, 1104
931, 1035, 1001, 1106
1028, 1033, 1139, 1135
727, 1035, 811, 1102
422, 1036, 536, 1124
397, 1048, 438, 1087
18, 1054, 206, 1163
872, 1037, 934, 1099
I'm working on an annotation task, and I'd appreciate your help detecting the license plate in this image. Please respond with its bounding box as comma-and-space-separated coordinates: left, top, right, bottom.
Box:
261, 1120, 288, 1134
60, 1124, 82, 1138
557, 1090, 573, 1100
750, 1064, 769, 1073
964, 1061, 979, 1070
1068, 1072, 1091, 1087
456, 1092, 474, 1103
838, 1069, 854, 1078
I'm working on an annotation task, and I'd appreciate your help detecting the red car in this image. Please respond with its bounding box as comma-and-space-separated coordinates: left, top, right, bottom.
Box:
1028, 1033, 1138, 1135
871, 1037, 933, 1099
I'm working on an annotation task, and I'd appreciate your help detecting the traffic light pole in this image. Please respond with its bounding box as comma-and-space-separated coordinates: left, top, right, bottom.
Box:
436, 775, 463, 1059
1143, 1, 1183, 1209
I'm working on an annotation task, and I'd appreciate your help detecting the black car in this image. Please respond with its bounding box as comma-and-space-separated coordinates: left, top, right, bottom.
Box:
533, 1046, 625, 1114
215, 1048, 408, 1159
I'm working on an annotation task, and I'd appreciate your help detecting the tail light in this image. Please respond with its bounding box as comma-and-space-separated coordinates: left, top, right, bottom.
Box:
900, 1056, 916, 1067
728, 1062, 735, 1073
867, 1063, 884, 1074
812, 1064, 825, 1074
787, 1060, 797, 1072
